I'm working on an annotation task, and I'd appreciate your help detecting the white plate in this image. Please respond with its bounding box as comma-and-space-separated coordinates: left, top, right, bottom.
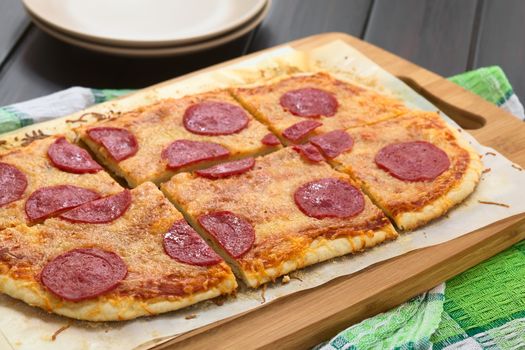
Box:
23, 0, 266, 47
29, 0, 270, 57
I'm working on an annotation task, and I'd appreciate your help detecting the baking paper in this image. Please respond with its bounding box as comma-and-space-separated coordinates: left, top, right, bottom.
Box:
1, 40, 524, 350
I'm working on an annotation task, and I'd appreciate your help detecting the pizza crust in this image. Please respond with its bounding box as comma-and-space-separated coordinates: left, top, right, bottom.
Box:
394, 126, 482, 230
0, 273, 236, 321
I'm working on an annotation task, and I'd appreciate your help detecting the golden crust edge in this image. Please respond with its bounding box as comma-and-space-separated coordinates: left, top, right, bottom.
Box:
394, 126, 483, 230
0, 271, 237, 322
241, 223, 398, 288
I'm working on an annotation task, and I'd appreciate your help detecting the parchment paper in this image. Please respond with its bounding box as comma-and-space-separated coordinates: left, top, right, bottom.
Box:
1, 40, 525, 350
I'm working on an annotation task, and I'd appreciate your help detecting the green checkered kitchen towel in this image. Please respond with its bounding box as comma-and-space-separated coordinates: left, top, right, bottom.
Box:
0, 66, 523, 349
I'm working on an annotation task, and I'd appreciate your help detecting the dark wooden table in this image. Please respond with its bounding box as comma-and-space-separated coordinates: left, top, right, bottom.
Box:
0, 0, 523, 107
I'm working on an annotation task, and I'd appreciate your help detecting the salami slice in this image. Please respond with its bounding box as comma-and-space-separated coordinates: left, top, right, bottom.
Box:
183, 101, 249, 135
375, 141, 450, 181
47, 137, 102, 174
310, 130, 354, 158
198, 211, 254, 259
87, 127, 138, 162
163, 220, 222, 266
280, 88, 338, 118
292, 143, 325, 162
294, 178, 364, 219
162, 140, 230, 170
0, 162, 27, 207
282, 120, 323, 142
261, 133, 281, 146
59, 190, 131, 224
195, 158, 255, 179
41, 248, 127, 301
25, 185, 100, 222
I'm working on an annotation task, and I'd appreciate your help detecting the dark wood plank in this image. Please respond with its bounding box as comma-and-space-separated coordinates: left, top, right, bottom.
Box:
0, 27, 253, 106
0, 0, 30, 67
364, 0, 479, 77
472, 0, 525, 101
249, 0, 373, 52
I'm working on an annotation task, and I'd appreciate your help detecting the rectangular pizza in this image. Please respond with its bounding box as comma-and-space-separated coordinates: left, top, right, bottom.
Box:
0, 182, 237, 321
232, 72, 409, 144
161, 147, 397, 288
328, 111, 482, 230
0, 135, 123, 230
76, 90, 281, 187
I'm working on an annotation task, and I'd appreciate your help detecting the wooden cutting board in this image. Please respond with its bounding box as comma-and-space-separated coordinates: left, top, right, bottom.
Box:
148, 33, 525, 350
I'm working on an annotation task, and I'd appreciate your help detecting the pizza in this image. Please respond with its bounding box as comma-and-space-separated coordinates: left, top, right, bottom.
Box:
76, 90, 280, 187
161, 147, 397, 287
329, 111, 482, 230
0, 135, 123, 230
0, 182, 237, 321
232, 72, 409, 144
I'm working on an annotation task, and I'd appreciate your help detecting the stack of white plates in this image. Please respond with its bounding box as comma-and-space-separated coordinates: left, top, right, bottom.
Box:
23, 0, 270, 57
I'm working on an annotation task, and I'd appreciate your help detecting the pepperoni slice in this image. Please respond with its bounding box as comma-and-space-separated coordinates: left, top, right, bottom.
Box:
195, 158, 255, 179
87, 127, 138, 162
198, 211, 255, 259
41, 248, 127, 301
310, 130, 354, 159
162, 140, 230, 170
375, 141, 450, 181
59, 190, 131, 224
292, 143, 325, 162
25, 185, 100, 222
47, 137, 102, 174
261, 133, 281, 146
294, 178, 364, 219
280, 88, 338, 118
163, 220, 222, 266
183, 101, 249, 135
282, 120, 323, 142
0, 163, 27, 207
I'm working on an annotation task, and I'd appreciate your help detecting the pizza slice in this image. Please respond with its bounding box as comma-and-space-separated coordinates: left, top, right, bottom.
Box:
161, 147, 397, 288
0, 182, 237, 321
232, 72, 408, 144
0, 135, 123, 230
76, 90, 281, 187
329, 111, 482, 230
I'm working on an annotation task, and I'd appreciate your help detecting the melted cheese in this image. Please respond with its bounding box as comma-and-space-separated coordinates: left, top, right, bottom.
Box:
162, 147, 397, 288
232, 72, 409, 144
0, 135, 123, 230
0, 182, 237, 321
76, 90, 278, 187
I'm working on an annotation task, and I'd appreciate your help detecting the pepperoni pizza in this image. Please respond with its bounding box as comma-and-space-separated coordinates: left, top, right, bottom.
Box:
0, 182, 236, 321
161, 147, 397, 287
0, 135, 123, 230
232, 72, 408, 144
330, 111, 482, 230
76, 90, 281, 187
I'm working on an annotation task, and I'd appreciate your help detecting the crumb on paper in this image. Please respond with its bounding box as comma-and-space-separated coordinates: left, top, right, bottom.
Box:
212, 295, 227, 306
485, 151, 497, 157
185, 314, 197, 320
281, 275, 290, 284
260, 284, 267, 304
51, 324, 71, 341
512, 164, 523, 171
482, 168, 492, 174
478, 200, 510, 208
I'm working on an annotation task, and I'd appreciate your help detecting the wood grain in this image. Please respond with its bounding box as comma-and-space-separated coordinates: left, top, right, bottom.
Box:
472, 0, 525, 101
364, 0, 479, 77
145, 32, 525, 350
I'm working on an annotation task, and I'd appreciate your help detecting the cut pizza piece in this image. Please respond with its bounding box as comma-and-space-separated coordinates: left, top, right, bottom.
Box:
75, 90, 281, 187
232, 72, 408, 144
0, 182, 237, 321
161, 147, 397, 288
330, 111, 482, 230
0, 135, 123, 230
